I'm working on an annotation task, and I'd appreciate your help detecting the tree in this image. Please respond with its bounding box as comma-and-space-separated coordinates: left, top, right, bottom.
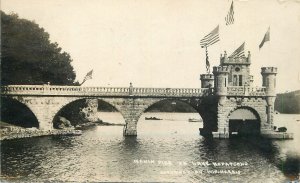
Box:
1, 11, 78, 85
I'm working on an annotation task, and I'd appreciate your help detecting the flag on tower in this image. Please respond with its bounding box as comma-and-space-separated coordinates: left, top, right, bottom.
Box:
259, 27, 270, 49
200, 25, 220, 48
229, 42, 245, 58
225, 1, 234, 25
81, 69, 93, 85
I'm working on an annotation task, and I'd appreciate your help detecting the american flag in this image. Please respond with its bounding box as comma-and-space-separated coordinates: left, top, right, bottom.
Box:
200, 25, 220, 48
229, 42, 245, 58
225, 1, 234, 25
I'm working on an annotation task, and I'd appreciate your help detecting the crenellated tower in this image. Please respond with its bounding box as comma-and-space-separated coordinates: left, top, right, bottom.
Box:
261, 67, 277, 97
200, 74, 214, 88
213, 66, 229, 96
219, 51, 252, 87
198, 48, 291, 139
261, 67, 277, 128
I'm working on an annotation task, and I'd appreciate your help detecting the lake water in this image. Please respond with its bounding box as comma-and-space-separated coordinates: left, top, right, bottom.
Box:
1, 113, 300, 182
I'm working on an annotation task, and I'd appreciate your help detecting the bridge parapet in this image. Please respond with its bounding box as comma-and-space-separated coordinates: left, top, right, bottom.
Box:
131, 87, 211, 97
227, 86, 266, 96
1, 85, 211, 97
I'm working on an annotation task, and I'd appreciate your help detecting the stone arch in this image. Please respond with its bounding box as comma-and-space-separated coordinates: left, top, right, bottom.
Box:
227, 106, 261, 122
1, 97, 39, 128
140, 98, 204, 122
226, 106, 261, 136
52, 97, 126, 128
98, 98, 127, 120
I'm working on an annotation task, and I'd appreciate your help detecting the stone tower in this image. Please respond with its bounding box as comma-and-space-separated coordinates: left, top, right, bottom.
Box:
200, 74, 214, 88
261, 67, 277, 128
219, 51, 252, 87
213, 66, 229, 97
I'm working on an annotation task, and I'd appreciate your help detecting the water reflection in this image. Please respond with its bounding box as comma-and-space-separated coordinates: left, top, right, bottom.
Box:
281, 156, 300, 181
1, 113, 299, 182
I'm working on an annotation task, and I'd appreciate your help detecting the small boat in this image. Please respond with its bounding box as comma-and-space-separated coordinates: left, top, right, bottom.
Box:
145, 117, 162, 120
188, 118, 202, 122
277, 127, 287, 132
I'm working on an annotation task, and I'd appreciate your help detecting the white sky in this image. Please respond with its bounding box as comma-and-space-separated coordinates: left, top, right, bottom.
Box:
2, 0, 300, 93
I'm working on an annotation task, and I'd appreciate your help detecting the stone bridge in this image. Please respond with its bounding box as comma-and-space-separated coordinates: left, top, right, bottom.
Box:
1, 51, 289, 138
0, 81, 274, 138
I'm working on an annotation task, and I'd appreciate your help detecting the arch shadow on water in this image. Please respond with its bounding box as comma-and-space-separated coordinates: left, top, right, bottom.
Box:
1, 97, 39, 128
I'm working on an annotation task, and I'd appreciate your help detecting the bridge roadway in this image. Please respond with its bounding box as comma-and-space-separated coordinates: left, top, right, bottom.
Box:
1, 85, 266, 97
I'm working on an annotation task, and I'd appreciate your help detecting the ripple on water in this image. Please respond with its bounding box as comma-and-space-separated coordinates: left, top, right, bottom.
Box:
1, 113, 300, 182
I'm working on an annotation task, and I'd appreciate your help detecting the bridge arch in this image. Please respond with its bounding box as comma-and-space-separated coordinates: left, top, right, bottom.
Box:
1, 97, 39, 128
142, 98, 204, 118
52, 98, 125, 128
135, 98, 204, 131
227, 106, 261, 136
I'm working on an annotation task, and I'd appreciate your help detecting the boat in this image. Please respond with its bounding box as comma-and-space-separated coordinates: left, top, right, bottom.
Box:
188, 118, 202, 122
145, 117, 162, 120
277, 127, 287, 132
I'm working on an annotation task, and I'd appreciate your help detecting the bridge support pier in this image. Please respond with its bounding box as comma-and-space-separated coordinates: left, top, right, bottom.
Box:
123, 122, 137, 136
212, 131, 229, 139
121, 98, 139, 136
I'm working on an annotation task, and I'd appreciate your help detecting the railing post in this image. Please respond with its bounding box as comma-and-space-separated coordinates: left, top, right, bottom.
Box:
129, 82, 133, 96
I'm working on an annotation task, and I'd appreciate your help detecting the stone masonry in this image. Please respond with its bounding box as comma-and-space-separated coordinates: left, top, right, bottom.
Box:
1, 50, 283, 138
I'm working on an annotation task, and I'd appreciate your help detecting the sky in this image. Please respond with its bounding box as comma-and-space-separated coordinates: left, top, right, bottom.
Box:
2, 0, 300, 93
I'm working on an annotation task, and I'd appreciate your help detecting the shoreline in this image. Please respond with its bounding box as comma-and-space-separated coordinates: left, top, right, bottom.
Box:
0, 128, 82, 141
0, 121, 124, 141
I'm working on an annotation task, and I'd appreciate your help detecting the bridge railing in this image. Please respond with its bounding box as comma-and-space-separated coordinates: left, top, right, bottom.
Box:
227, 86, 266, 96
1, 85, 211, 97
131, 87, 211, 97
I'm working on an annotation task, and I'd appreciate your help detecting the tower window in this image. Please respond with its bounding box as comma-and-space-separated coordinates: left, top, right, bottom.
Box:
235, 67, 240, 72
263, 77, 266, 86
239, 75, 243, 86
233, 75, 238, 86
225, 78, 227, 87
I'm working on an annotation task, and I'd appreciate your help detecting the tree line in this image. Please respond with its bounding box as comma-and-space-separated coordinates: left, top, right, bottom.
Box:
1, 11, 79, 85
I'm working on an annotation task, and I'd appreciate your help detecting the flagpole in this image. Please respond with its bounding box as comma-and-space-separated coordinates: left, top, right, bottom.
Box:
80, 80, 86, 86
205, 46, 210, 74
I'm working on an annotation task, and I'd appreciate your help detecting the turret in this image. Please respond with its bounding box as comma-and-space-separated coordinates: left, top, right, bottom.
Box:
220, 51, 251, 66
247, 51, 251, 63
261, 67, 277, 127
200, 74, 214, 88
261, 67, 277, 97
213, 66, 229, 96
220, 51, 227, 65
